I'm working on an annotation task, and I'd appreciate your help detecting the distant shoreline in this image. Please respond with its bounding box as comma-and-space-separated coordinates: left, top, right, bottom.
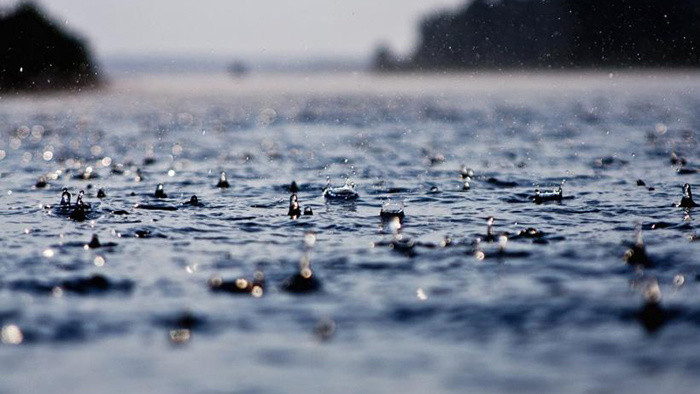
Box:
2, 69, 697, 102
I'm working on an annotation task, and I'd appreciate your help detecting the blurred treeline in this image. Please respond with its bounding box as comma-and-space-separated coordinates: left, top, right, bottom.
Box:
375, 0, 700, 70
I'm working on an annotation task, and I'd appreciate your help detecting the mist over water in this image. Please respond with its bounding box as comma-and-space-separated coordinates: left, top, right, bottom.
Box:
0, 72, 699, 393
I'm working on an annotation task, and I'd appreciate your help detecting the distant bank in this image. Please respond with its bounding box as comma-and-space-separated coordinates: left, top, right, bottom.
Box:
0, 3, 100, 92
374, 0, 700, 71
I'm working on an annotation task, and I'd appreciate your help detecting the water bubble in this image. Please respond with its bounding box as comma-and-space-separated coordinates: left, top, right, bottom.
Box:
1, 324, 23, 345
251, 285, 264, 298
17, 126, 30, 139
15, 126, 29, 139
301, 267, 313, 279
9, 138, 21, 150
169, 329, 191, 345
673, 274, 685, 288
30, 125, 44, 142
42, 151, 53, 161
94, 256, 106, 267
235, 278, 249, 289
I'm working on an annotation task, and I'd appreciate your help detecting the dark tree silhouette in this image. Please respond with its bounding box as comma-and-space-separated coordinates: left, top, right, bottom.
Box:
375, 0, 699, 71
569, 0, 699, 67
0, 2, 100, 91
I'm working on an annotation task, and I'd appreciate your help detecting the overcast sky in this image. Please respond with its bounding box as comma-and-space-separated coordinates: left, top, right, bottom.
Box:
1, 0, 464, 59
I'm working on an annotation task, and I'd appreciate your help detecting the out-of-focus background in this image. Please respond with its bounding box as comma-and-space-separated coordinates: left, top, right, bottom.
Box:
0, 0, 463, 76
0, 0, 697, 87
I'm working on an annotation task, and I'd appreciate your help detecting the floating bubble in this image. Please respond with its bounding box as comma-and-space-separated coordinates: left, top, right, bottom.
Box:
673, 274, 685, 288
9, 138, 21, 150
169, 329, 191, 345
30, 125, 44, 142
16, 125, 29, 139
1, 324, 23, 345
94, 256, 105, 267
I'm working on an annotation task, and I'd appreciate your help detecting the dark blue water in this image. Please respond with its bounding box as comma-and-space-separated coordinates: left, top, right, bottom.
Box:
0, 72, 698, 393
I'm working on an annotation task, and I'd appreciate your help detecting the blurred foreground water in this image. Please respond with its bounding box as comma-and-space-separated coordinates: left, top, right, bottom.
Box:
0, 71, 699, 393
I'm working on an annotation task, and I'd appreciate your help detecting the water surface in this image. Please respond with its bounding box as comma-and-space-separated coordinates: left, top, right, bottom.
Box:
0, 72, 699, 393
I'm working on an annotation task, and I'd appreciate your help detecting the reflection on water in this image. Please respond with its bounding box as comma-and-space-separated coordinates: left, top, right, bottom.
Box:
0, 72, 698, 393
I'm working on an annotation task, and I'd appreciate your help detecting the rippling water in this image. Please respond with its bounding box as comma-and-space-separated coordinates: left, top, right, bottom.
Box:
0, 72, 698, 393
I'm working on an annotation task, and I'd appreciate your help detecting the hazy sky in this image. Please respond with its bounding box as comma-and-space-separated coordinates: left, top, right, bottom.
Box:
1, 0, 464, 59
